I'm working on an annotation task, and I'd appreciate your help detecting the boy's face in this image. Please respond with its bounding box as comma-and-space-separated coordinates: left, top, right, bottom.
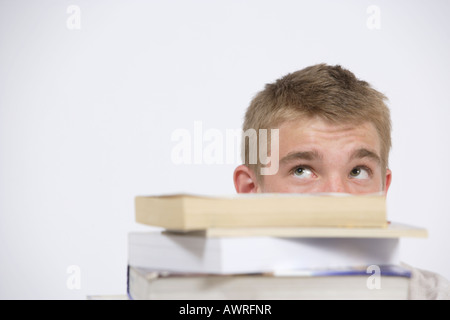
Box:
234, 116, 392, 194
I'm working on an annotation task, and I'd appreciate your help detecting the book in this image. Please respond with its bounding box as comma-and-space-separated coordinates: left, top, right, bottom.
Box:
181, 222, 428, 238
128, 231, 400, 274
127, 265, 412, 300
86, 295, 129, 300
135, 193, 388, 231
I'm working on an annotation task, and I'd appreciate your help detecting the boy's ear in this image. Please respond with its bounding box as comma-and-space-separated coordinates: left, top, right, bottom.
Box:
233, 165, 260, 193
384, 168, 392, 194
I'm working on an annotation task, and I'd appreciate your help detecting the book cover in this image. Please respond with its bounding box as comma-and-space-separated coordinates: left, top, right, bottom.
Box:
135, 193, 388, 230
127, 264, 411, 300
128, 231, 400, 274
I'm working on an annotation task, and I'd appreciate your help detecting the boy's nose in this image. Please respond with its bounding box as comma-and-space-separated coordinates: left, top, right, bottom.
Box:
320, 176, 350, 194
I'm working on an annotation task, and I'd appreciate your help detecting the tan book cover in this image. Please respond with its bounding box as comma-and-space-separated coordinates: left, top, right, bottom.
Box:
135, 193, 388, 231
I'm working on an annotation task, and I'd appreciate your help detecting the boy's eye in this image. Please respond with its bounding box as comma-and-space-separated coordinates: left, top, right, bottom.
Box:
293, 167, 313, 179
349, 167, 370, 179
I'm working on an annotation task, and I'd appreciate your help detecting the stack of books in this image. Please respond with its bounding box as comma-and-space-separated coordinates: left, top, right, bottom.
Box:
127, 193, 428, 300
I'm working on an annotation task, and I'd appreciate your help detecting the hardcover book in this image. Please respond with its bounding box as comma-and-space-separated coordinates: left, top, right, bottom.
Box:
135, 193, 388, 230
127, 265, 412, 300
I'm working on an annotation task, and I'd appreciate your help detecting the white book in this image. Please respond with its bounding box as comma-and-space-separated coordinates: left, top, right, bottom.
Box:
127, 265, 411, 300
128, 231, 400, 274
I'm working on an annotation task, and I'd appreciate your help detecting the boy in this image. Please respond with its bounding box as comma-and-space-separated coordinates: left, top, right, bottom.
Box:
233, 64, 449, 299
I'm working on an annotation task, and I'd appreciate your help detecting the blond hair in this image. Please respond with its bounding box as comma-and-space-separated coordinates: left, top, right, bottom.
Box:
242, 64, 392, 180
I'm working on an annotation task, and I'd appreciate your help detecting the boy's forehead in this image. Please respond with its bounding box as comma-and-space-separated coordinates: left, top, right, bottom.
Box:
277, 117, 381, 156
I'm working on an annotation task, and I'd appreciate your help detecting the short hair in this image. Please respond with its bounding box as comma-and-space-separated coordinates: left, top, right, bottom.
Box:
241, 63, 392, 181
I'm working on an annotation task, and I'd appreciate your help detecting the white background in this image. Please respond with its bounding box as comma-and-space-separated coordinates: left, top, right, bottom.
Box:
1, 0, 449, 299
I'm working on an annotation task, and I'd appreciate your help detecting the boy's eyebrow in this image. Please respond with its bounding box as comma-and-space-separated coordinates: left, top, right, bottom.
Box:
279, 148, 381, 166
280, 150, 322, 165
350, 148, 381, 164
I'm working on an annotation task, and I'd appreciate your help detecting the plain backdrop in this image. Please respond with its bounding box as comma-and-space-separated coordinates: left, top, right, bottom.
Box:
1, 0, 449, 299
